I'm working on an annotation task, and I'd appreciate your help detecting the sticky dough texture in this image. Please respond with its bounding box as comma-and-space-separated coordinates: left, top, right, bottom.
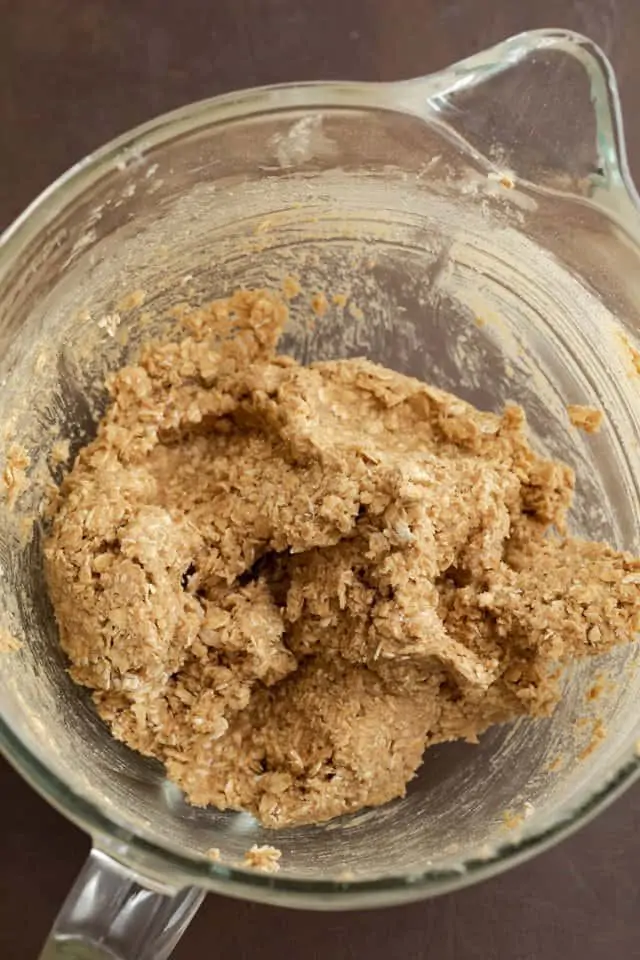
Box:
45, 290, 640, 827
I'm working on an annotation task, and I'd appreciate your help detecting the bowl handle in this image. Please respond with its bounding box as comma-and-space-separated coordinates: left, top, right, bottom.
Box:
391, 28, 640, 229
37, 846, 204, 960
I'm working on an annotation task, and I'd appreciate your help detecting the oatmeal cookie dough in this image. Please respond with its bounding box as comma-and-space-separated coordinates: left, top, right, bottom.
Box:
567, 403, 604, 434
45, 290, 640, 828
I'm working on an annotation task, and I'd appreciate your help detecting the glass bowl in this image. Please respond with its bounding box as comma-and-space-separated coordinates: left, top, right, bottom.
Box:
2, 27, 640, 960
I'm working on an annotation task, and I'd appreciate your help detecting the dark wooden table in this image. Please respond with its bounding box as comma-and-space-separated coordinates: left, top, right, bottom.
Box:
2, 2, 639, 957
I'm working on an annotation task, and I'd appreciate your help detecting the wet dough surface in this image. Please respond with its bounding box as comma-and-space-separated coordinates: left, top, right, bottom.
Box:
45, 290, 640, 827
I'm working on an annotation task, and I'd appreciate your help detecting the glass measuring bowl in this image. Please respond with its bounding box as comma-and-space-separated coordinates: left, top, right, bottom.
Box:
2, 27, 640, 959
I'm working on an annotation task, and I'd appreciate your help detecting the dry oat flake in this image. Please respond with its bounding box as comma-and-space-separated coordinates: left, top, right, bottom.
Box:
44, 290, 640, 828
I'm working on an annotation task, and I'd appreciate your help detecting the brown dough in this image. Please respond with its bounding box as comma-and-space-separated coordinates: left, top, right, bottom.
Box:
567, 403, 604, 434
45, 290, 640, 828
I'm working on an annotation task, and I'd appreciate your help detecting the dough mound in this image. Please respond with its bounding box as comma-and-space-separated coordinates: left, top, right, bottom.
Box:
45, 290, 640, 827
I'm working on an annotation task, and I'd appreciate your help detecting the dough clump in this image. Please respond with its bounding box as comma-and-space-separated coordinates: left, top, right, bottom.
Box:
45, 290, 640, 827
